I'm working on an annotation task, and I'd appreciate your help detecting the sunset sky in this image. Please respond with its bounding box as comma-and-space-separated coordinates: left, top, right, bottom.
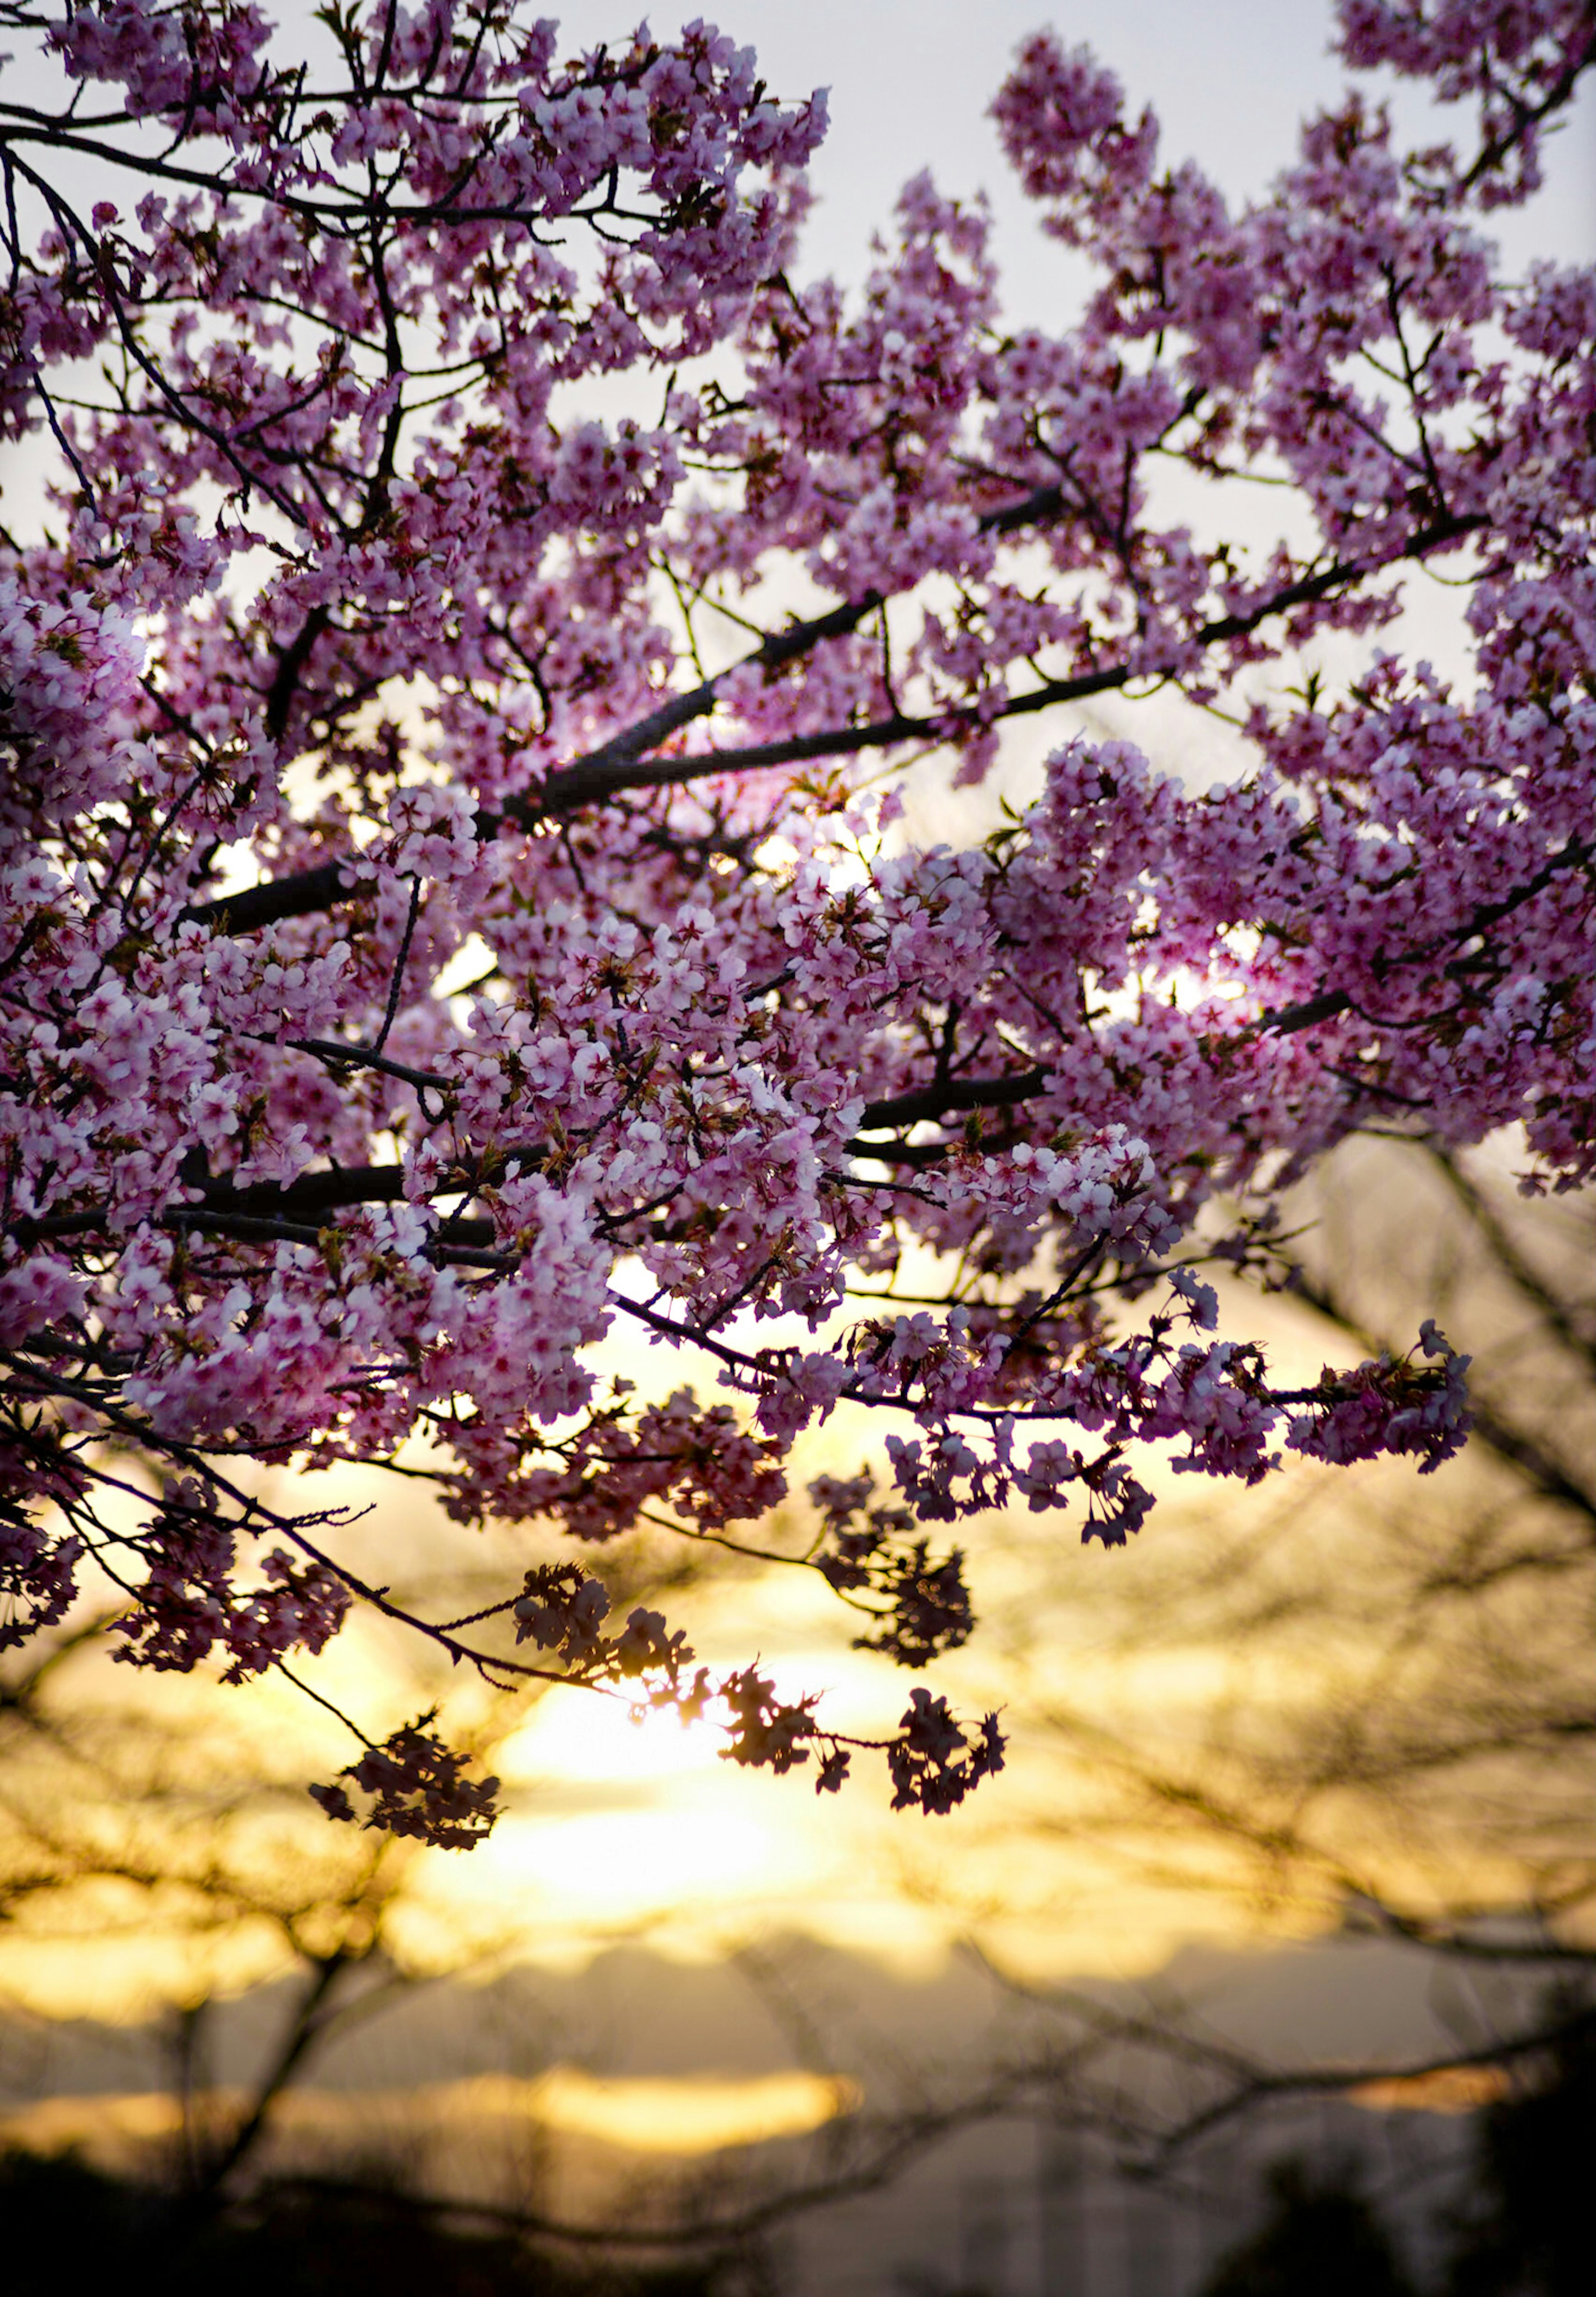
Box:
0, 1189, 1539, 2024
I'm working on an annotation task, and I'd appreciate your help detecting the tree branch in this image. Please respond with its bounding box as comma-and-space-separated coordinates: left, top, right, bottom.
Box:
179, 513, 1487, 938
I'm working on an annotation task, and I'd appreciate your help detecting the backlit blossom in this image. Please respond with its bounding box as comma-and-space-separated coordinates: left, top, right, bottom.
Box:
1, 0, 1589, 1842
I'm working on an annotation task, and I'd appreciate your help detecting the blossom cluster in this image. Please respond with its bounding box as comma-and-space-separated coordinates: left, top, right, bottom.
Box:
1, 0, 1589, 1841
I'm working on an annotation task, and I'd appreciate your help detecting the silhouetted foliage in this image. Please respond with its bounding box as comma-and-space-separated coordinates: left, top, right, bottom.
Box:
1448, 2002, 1596, 2297
0, 2148, 723, 2297
1199, 2154, 1418, 2297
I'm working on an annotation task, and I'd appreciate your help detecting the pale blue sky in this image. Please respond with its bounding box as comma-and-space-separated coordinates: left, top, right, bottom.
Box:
549, 0, 1594, 313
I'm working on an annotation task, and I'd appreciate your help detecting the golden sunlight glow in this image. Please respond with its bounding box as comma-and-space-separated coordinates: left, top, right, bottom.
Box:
411, 1618, 1258, 1984
0, 2068, 857, 2169
527, 2067, 859, 2152
423, 1663, 890, 1958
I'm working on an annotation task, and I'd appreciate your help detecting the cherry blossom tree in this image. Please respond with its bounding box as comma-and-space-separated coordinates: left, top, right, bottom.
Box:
1, 0, 1590, 1843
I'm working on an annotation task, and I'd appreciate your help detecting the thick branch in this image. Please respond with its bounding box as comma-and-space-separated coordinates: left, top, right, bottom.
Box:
857, 1067, 1051, 1133
180, 512, 1485, 938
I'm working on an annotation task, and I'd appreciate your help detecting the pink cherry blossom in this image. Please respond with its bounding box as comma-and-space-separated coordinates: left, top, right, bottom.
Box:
1, 0, 1589, 1841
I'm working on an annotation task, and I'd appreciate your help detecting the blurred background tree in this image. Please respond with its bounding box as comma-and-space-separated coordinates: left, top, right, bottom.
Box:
857, 1133, 1595, 2144
4, 1130, 1588, 2294
966, 1132, 1592, 2008
0, 1518, 749, 2285
576, 1129, 1593, 2286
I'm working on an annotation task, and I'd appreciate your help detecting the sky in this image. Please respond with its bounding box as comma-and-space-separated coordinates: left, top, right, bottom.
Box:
545, 0, 1595, 295
3, 1179, 1559, 2025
